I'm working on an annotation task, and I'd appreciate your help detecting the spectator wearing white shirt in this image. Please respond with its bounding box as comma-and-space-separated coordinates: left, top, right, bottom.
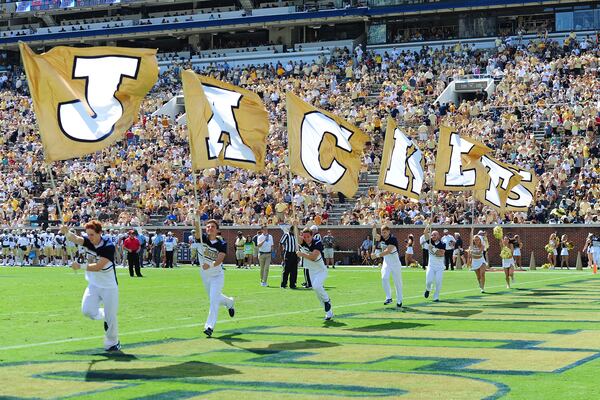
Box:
164, 231, 177, 269
257, 226, 273, 287
441, 229, 456, 271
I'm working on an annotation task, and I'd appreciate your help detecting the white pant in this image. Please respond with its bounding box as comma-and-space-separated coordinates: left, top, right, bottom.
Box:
591, 249, 600, 267
200, 269, 233, 330
381, 262, 403, 302
425, 267, 444, 300
310, 267, 330, 307
81, 284, 119, 349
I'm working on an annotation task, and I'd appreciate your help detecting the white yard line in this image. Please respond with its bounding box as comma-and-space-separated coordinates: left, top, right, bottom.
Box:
0, 275, 577, 351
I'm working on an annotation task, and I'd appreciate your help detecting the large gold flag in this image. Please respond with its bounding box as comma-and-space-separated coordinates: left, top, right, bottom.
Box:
286, 92, 368, 198
505, 165, 539, 212
471, 155, 523, 213
378, 117, 424, 200
433, 126, 490, 191
182, 70, 269, 172
19, 42, 157, 162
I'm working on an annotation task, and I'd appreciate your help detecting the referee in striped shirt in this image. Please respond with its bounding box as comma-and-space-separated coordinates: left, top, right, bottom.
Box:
280, 226, 298, 289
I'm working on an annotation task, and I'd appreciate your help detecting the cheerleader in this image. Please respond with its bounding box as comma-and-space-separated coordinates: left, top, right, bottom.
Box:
499, 236, 516, 288
468, 234, 487, 293
512, 235, 523, 269
547, 233, 558, 268
560, 234, 570, 269
405, 234, 415, 266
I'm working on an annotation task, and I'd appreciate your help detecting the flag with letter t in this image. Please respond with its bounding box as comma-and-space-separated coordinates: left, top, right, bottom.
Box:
182, 70, 269, 172
286, 92, 368, 198
378, 117, 424, 200
19, 42, 157, 162
433, 126, 490, 191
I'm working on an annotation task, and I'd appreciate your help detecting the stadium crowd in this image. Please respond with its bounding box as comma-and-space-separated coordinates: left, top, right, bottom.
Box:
0, 31, 599, 229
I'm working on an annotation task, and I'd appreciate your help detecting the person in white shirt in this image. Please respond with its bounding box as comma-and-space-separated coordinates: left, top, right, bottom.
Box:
164, 232, 177, 268
194, 219, 235, 338
40, 229, 55, 266
441, 229, 456, 270
16, 231, 30, 266
423, 228, 446, 302
60, 220, 121, 352
257, 226, 273, 286
372, 225, 403, 308
297, 227, 333, 320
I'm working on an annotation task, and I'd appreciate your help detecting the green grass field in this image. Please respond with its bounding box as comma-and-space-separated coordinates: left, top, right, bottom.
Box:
1, 265, 599, 399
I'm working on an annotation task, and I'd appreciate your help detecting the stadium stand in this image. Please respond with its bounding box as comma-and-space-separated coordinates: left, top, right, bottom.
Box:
0, 0, 599, 229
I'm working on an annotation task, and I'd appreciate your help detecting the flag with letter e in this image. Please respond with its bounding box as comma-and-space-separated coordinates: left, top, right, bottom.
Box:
433, 126, 490, 191
182, 70, 269, 172
19, 42, 157, 162
286, 92, 368, 198
377, 117, 424, 200
469, 154, 523, 213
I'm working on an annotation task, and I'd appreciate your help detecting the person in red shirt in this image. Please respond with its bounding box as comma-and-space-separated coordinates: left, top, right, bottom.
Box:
123, 230, 142, 277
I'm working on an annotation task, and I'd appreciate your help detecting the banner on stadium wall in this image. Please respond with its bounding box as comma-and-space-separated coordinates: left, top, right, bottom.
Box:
182, 70, 269, 172
433, 126, 490, 191
286, 92, 368, 198
377, 117, 424, 200
19, 42, 157, 162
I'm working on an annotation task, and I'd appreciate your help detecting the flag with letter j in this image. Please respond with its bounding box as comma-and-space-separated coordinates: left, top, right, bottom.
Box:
19, 42, 157, 162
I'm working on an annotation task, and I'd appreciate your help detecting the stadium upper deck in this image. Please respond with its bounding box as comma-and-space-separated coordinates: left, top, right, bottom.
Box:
0, 0, 597, 54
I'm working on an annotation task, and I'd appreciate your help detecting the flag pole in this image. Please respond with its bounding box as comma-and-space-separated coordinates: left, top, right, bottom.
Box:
192, 172, 204, 246
46, 163, 63, 227
287, 168, 299, 251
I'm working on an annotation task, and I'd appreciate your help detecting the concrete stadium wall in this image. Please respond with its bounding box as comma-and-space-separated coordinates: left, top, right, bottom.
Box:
152, 225, 600, 267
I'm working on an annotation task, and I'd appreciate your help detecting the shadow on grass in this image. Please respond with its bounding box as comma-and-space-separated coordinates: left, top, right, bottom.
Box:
323, 320, 347, 328
218, 333, 252, 346
349, 322, 429, 332
489, 302, 547, 308
85, 361, 240, 381
405, 309, 483, 318
244, 339, 341, 355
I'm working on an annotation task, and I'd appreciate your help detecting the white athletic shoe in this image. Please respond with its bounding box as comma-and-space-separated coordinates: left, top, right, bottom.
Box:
324, 310, 334, 321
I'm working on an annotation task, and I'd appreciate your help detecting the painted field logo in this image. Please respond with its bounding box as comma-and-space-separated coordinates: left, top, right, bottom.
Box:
1, 280, 599, 399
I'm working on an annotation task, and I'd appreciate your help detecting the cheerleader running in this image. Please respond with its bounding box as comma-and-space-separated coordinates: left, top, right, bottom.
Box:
499, 236, 516, 289
468, 235, 487, 293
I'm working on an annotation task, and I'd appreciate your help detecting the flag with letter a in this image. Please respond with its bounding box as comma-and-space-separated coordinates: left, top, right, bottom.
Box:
377, 117, 424, 200
19, 42, 157, 162
182, 70, 269, 172
286, 92, 368, 198
433, 126, 490, 191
